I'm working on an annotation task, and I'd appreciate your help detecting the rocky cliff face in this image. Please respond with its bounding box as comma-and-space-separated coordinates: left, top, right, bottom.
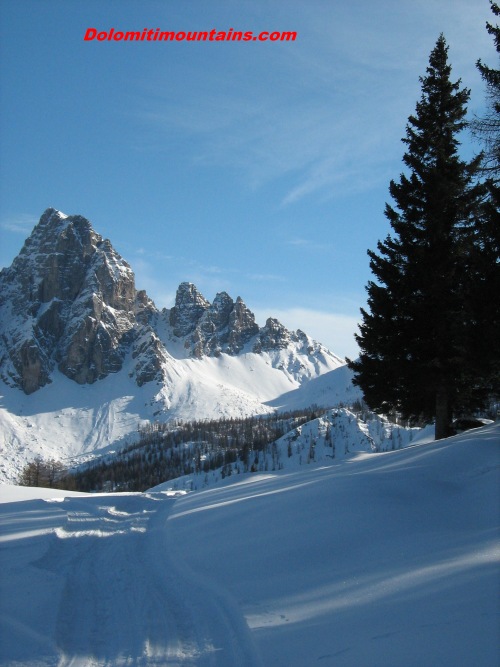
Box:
170, 283, 260, 357
1, 209, 343, 395
165, 282, 339, 382
169, 282, 210, 338
0, 209, 160, 393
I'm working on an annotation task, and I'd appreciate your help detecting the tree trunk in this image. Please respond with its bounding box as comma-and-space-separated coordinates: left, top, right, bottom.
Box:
435, 385, 452, 440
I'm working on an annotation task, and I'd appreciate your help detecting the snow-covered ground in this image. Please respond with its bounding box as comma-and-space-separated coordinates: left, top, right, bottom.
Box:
0, 350, 355, 484
0, 423, 498, 666
154, 408, 426, 494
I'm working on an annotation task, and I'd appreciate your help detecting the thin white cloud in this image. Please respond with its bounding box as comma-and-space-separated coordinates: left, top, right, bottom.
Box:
134, 0, 491, 208
286, 237, 335, 252
247, 273, 285, 282
1, 214, 38, 235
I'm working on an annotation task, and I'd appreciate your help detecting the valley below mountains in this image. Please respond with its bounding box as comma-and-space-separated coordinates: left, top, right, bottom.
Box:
0, 209, 360, 483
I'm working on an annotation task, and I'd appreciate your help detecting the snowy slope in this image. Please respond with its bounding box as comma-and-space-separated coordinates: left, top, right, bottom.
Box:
265, 363, 362, 411
1, 423, 498, 666
0, 349, 351, 484
151, 408, 424, 494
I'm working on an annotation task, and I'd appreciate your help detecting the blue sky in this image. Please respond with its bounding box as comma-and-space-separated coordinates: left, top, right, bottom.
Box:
0, 0, 495, 358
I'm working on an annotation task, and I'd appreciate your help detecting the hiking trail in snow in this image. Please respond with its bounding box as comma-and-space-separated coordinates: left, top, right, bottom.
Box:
0, 492, 262, 667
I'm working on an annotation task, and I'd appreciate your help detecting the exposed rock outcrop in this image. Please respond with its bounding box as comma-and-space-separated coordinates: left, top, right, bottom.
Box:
254, 317, 292, 352
0, 209, 161, 392
169, 282, 210, 338
169, 284, 261, 357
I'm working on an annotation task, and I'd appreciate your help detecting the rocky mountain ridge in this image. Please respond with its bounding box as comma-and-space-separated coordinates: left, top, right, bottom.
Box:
0, 209, 344, 396
168, 281, 327, 361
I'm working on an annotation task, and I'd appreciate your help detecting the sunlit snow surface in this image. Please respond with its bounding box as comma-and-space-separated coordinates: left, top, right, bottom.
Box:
0, 423, 499, 666
0, 351, 356, 484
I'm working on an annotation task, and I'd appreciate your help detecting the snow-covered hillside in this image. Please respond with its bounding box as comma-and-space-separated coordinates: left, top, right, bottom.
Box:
0, 209, 353, 484
150, 408, 424, 494
1, 423, 498, 666
0, 353, 357, 484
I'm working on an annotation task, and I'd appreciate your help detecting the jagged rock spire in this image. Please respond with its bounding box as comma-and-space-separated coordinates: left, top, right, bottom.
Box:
169, 282, 210, 337
0, 209, 158, 392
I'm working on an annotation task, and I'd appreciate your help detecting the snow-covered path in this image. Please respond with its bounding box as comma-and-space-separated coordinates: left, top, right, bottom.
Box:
0, 492, 262, 666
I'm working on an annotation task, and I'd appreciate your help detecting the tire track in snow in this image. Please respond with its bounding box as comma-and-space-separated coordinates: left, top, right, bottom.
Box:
152, 500, 264, 667
38, 492, 262, 666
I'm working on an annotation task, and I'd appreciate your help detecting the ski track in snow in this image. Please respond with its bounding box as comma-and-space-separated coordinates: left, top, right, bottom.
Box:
0, 492, 262, 667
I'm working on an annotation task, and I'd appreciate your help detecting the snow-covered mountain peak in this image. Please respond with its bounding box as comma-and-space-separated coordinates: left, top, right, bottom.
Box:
168, 282, 259, 357
169, 282, 210, 337
0, 208, 355, 481
1, 209, 346, 397
0, 209, 139, 393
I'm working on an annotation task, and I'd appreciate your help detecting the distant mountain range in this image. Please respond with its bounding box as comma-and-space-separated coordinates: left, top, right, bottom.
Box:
0, 209, 361, 482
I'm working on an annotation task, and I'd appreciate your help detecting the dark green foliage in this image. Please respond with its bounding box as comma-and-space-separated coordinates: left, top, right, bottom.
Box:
350, 35, 492, 439
468, 3, 500, 407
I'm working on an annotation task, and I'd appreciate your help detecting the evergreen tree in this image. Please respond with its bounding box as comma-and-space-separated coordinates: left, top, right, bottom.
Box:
349, 35, 486, 439
472, 1, 500, 179
468, 2, 500, 410
18, 457, 66, 487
